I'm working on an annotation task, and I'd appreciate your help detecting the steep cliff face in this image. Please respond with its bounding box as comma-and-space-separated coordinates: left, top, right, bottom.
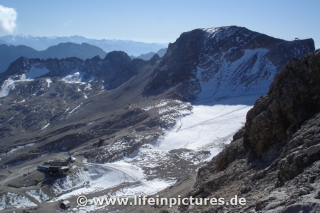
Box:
244, 50, 320, 157
144, 26, 314, 102
164, 50, 320, 213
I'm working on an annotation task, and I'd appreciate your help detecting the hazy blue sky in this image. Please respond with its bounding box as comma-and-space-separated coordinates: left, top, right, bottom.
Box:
0, 0, 319, 48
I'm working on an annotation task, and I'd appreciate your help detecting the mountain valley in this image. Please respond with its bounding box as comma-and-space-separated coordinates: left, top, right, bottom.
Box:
0, 26, 317, 213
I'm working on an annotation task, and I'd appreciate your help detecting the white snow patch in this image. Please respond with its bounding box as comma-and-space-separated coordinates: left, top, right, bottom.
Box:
62, 70, 93, 84
155, 104, 251, 152
195, 48, 275, 104
142, 105, 153, 111
84, 83, 92, 90
26, 189, 49, 203
0, 74, 33, 97
87, 121, 97, 125
54, 165, 136, 200
203, 26, 238, 42
62, 71, 85, 84
1, 143, 35, 157
68, 103, 83, 115
104, 161, 145, 181
155, 100, 168, 107
113, 178, 175, 198
25, 65, 49, 78
41, 123, 50, 130
0, 192, 37, 210
46, 79, 52, 87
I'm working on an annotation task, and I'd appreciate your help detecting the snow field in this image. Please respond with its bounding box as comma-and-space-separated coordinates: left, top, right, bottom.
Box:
71, 99, 253, 207
155, 104, 251, 152
0, 192, 37, 210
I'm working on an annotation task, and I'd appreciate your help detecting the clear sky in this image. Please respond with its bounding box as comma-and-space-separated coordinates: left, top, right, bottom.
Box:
0, 0, 319, 48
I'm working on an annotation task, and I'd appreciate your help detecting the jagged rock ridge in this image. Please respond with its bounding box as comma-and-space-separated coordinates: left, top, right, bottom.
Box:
0, 51, 138, 97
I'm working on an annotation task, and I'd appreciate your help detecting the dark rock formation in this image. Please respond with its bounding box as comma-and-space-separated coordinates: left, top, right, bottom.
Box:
244, 50, 320, 157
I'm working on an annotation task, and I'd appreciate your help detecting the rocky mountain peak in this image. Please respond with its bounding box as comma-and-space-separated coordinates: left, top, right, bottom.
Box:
103, 50, 132, 63
149, 53, 161, 64
145, 26, 314, 102
0, 56, 29, 79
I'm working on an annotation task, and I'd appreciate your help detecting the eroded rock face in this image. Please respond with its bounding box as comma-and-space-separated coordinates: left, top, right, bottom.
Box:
244, 50, 320, 157
278, 113, 320, 182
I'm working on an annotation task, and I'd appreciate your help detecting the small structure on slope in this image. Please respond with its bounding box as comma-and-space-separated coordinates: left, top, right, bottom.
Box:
37, 157, 76, 176
60, 200, 71, 209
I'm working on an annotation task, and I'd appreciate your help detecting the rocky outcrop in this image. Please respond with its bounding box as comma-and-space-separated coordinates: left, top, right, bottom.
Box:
244, 50, 320, 157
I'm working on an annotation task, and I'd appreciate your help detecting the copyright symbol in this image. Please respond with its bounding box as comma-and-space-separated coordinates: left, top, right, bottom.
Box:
77, 195, 88, 206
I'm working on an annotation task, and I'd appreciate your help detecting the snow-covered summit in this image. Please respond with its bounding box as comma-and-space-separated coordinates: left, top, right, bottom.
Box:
145, 26, 315, 102
202, 25, 244, 41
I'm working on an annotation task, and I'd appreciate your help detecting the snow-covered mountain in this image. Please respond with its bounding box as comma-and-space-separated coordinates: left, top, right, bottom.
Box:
0, 26, 315, 212
0, 34, 167, 56
145, 26, 314, 102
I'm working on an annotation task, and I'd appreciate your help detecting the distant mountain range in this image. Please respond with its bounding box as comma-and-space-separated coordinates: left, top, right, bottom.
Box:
0, 42, 107, 73
0, 35, 167, 56
131, 48, 167, 60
